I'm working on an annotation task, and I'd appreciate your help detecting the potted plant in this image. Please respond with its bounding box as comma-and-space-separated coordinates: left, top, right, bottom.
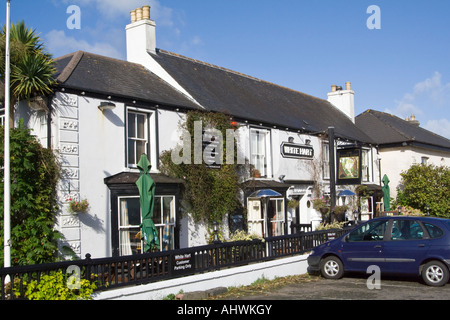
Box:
312, 197, 331, 223
312, 197, 330, 214
67, 198, 89, 214
287, 199, 299, 210
251, 168, 261, 178
333, 205, 349, 222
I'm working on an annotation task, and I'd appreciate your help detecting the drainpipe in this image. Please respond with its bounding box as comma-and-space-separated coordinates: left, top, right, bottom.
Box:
47, 94, 54, 150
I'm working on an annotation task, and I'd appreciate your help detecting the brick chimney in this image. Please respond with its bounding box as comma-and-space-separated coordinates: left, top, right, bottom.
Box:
327, 82, 355, 123
126, 5, 156, 63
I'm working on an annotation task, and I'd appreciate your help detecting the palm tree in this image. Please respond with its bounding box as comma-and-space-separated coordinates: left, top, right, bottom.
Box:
1, 20, 56, 127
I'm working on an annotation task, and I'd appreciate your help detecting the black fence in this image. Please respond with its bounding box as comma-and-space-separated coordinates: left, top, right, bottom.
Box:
0, 227, 351, 300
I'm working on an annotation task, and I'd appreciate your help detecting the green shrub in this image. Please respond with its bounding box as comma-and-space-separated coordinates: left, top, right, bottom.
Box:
397, 164, 450, 218
16, 270, 96, 300
0, 120, 63, 266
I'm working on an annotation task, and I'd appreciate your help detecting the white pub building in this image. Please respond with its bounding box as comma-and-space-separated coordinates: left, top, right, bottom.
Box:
15, 5, 381, 259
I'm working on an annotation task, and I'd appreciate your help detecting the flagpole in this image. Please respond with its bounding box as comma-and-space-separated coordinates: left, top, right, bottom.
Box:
4, 0, 11, 269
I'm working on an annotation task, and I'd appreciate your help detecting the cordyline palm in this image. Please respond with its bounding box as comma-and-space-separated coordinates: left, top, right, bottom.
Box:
0, 20, 56, 127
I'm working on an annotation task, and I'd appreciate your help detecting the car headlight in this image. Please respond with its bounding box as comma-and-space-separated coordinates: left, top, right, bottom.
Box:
310, 250, 315, 255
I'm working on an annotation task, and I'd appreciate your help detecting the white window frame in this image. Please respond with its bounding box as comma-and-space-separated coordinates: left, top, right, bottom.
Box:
250, 128, 272, 178
118, 195, 176, 256
247, 198, 265, 237
126, 107, 157, 170
322, 142, 330, 180
362, 149, 371, 182
118, 196, 141, 256
269, 198, 285, 237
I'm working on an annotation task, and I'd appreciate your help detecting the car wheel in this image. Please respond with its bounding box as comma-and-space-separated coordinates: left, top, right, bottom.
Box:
421, 261, 449, 287
320, 256, 344, 280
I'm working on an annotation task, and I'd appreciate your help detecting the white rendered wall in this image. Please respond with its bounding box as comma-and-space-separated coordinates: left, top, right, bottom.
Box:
380, 146, 450, 199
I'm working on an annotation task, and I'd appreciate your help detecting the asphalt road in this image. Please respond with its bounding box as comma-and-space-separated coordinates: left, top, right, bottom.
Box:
235, 275, 450, 300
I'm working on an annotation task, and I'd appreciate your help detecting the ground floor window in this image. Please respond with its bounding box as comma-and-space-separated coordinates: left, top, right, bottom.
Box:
268, 198, 284, 237
247, 199, 264, 237
247, 197, 285, 238
118, 195, 176, 255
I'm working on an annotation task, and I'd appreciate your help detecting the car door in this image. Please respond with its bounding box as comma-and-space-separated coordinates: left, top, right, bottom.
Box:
340, 219, 390, 272
382, 219, 430, 274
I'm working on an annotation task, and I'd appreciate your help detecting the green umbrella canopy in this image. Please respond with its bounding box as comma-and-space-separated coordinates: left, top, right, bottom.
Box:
382, 174, 391, 211
136, 154, 160, 252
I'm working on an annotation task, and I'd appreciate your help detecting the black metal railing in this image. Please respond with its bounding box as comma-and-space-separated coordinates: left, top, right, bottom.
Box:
0, 227, 351, 300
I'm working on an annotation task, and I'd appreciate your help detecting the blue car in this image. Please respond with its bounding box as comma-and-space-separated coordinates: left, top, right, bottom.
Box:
307, 216, 450, 286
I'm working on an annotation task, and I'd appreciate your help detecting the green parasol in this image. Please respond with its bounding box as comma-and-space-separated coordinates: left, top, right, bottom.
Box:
382, 174, 391, 211
136, 154, 160, 252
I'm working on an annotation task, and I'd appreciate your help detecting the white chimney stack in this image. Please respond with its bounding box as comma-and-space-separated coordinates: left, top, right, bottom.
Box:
126, 5, 156, 61
124, 5, 203, 107
327, 82, 355, 123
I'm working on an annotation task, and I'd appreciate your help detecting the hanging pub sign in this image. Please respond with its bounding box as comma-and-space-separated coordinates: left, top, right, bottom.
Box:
202, 129, 222, 169
337, 148, 362, 185
280, 142, 314, 159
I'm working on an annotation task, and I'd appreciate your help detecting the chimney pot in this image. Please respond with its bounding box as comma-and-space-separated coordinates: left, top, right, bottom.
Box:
346, 82, 351, 91
130, 10, 137, 23
331, 85, 337, 92
136, 7, 143, 21
142, 5, 150, 20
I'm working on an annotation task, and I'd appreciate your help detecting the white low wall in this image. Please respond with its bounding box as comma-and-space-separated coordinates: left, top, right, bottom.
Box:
94, 254, 309, 300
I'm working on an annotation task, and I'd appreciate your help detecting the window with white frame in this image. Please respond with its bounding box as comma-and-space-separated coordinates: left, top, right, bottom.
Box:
268, 198, 285, 237
126, 108, 157, 168
127, 110, 148, 167
322, 143, 330, 180
118, 195, 176, 255
362, 149, 370, 182
247, 199, 264, 237
250, 128, 271, 178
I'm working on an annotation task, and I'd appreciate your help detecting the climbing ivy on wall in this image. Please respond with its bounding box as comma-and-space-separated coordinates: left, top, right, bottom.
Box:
159, 111, 242, 225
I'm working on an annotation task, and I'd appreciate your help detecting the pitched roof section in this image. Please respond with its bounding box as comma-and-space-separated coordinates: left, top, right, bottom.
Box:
150, 50, 374, 143
355, 109, 450, 150
54, 51, 201, 110
54, 50, 374, 143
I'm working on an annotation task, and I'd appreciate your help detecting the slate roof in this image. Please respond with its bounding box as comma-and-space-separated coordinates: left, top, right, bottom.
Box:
53, 49, 374, 144
150, 50, 374, 143
54, 51, 201, 110
355, 109, 450, 150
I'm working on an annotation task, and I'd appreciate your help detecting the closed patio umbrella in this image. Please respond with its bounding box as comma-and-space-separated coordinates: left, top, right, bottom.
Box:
136, 154, 160, 252
382, 174, 391, 211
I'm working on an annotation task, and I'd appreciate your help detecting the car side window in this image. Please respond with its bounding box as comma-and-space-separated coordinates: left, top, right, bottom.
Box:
424, 223, 443, 239
391, 220, 424, 240
348, 220, 389, 242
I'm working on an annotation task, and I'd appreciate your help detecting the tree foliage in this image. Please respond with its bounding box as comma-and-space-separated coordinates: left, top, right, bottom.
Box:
0, 20, 56, 126
159, 111, 241, 225
0, 120, 62, 266
396, 164, 450, 218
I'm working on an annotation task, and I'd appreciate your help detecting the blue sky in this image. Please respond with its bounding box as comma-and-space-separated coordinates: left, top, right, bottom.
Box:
2, 0, 450, 138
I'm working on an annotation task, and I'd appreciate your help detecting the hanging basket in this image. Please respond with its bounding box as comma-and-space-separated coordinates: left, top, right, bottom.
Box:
67, 198, 89, 214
